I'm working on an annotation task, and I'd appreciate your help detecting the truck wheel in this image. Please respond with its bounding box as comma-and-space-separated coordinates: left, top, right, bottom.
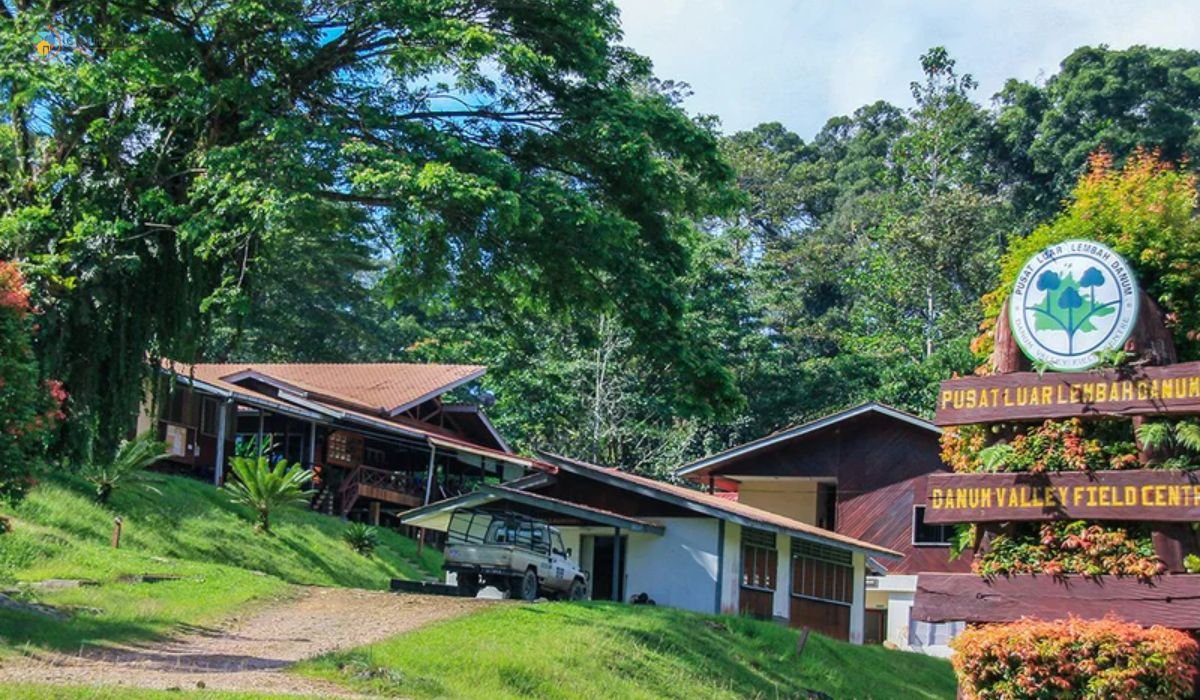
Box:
567, 578, 588, 601
456, 573, 479, 598
518, 568, 539, 601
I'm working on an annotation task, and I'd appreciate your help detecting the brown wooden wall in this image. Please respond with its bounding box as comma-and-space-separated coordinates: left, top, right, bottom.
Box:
739, 588, 774, 620
712, 412, 973, 575
789, 597, 850, 641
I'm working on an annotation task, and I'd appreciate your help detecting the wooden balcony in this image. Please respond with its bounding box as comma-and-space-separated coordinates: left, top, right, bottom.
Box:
340, 465, 423, 515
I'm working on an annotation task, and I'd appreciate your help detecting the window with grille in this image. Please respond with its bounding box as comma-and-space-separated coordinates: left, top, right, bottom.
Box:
791, 538, 854, 605
741, 528, 777, 591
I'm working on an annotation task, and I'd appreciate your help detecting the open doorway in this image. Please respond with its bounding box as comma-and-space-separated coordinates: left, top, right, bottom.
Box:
584, 534, 626, 602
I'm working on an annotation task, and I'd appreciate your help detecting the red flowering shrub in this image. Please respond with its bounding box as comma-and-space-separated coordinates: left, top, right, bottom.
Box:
975, 521, 1163, 579
942, 419, 1138, 474
0, 261, 65, 503
953, 616, 1198, 700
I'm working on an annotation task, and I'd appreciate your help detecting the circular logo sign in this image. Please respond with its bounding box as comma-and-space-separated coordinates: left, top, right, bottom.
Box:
1008, 240, 1139, 371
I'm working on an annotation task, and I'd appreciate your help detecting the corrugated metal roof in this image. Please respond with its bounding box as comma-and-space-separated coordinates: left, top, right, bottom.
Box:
187, 362, 486, 415
536, 451, 902, 559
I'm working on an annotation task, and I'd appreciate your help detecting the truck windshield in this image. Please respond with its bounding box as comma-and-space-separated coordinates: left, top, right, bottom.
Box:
447, 509, 551, 554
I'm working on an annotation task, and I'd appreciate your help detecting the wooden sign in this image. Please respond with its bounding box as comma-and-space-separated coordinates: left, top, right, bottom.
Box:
924, 470, 1200, 524
934, 361, 1200, 426
913, 573, 1200, 628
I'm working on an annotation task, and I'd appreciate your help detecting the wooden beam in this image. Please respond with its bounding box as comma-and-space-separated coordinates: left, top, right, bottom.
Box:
913, 573, 1200, 628
925, 470, 1200, 524
934, 361, 1200, 426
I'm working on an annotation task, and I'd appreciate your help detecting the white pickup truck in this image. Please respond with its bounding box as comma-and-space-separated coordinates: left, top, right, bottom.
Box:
443, 508, 588, 601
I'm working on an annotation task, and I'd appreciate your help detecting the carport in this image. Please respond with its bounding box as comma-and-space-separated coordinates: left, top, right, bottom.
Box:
399, 483, 664, 601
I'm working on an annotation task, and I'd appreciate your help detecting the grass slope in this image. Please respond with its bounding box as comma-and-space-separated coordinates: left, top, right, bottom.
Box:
297, 602, 957, 700
0, 471, 441, 653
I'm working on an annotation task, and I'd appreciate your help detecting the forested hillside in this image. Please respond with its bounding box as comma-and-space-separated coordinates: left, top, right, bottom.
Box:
3, 3, 1199, 477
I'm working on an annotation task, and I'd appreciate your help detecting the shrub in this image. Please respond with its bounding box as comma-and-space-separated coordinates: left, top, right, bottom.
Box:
942, 420, 1138, 474
976, 150, 1200, 364
343, 522, 379, 557
83, 431, 168, 503
975, 521, 1162, 579
224, 451, 314, 534
0, 261, 65, 503
953, 616, 1198, 700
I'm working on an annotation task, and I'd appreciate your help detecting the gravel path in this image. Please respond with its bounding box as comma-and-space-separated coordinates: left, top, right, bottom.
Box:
0, 587, 489, 697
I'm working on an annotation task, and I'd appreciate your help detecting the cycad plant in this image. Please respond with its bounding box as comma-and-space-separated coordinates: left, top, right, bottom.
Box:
1136, 420, 1200, 470
343, 522, 379, 556
84, 432, 168, 504
224, 444, 314, 534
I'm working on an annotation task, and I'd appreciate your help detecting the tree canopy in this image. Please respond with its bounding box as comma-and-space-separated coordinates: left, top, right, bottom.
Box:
4, 4, 1200, 478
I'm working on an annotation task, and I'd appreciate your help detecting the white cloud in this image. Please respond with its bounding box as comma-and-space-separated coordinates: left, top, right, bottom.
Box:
613, 0, 1200, 137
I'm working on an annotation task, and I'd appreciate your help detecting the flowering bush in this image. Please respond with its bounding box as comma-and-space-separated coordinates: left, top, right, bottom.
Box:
942, 420, 1138, 474
976, 521, 1162, 579
0, 261, 65, 503
952, 616, 1198, 700
976, 150, 1200, 364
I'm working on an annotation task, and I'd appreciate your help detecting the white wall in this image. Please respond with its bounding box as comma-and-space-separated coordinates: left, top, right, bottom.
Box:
886, 591, 914, 649
625, 517, 723, 614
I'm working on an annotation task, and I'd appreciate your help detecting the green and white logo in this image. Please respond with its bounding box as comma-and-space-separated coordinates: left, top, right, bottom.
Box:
1008, 240, 1139, 371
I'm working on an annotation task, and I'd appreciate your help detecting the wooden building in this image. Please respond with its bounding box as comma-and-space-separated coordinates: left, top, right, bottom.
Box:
674, 402, 970, 655
138, 362, 536, 522
401, 451, 900, 644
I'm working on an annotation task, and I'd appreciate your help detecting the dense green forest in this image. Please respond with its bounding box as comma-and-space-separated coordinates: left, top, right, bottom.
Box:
3, 2, 1200, 476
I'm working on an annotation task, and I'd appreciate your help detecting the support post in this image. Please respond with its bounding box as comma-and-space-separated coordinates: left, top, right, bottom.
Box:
611, 527, 622, 603
369, 501, 381, 527
257, 412, 265, 451
308, 421, 317, 467
423, 445, 438, 505
213, 400, 230, 486
849, 551, 866, 645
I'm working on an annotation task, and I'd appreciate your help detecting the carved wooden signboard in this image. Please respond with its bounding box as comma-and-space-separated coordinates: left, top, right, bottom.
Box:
924, 470, 1200, 523
913, 239, 1200, 635
935, 362, 1200, 426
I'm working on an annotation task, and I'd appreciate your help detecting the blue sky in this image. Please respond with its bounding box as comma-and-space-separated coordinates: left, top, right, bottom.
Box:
613, 0, 1200, 138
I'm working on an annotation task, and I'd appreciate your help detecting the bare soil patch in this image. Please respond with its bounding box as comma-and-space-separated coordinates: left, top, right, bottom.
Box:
0, 587, 489, 697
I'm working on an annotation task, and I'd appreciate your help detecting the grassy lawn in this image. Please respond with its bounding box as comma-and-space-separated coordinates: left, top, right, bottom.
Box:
296, 602, 957, 700
0, 471, 441, 654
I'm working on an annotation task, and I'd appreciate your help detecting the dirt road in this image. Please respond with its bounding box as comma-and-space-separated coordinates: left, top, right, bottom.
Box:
0, 587, 488, 697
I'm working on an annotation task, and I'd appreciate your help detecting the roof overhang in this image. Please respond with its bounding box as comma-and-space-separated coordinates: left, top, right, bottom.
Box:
675, 402, 941, 479
398, 484, 664, 535
169, 373, 326, 423
386, 367, 487, 417
443, 404, 511, 453
537, 451, 901, 560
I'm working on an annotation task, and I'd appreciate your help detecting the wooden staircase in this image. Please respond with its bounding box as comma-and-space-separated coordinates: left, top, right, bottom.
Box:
339, 465, 422, 516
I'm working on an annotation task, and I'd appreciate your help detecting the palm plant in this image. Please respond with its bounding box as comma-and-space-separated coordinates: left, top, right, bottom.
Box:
84, 432, 168, 504
1136, 420, 1200, 470
224, 449, 314, 534
343, 522, 379, 556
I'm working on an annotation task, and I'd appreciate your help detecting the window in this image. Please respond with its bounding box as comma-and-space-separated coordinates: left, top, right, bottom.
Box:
199, 398, 219, 437
741, 528, 777, 591
791, 539, 853, 605
912, 506, 953, 546
909, 620, 965, 648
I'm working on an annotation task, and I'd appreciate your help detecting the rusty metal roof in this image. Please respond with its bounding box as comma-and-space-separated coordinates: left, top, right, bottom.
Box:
186, 362, 486, 415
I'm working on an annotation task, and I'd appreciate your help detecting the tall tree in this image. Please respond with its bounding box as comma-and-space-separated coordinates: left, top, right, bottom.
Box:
0, 1, 740, 454
993, 46, 1200, 223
